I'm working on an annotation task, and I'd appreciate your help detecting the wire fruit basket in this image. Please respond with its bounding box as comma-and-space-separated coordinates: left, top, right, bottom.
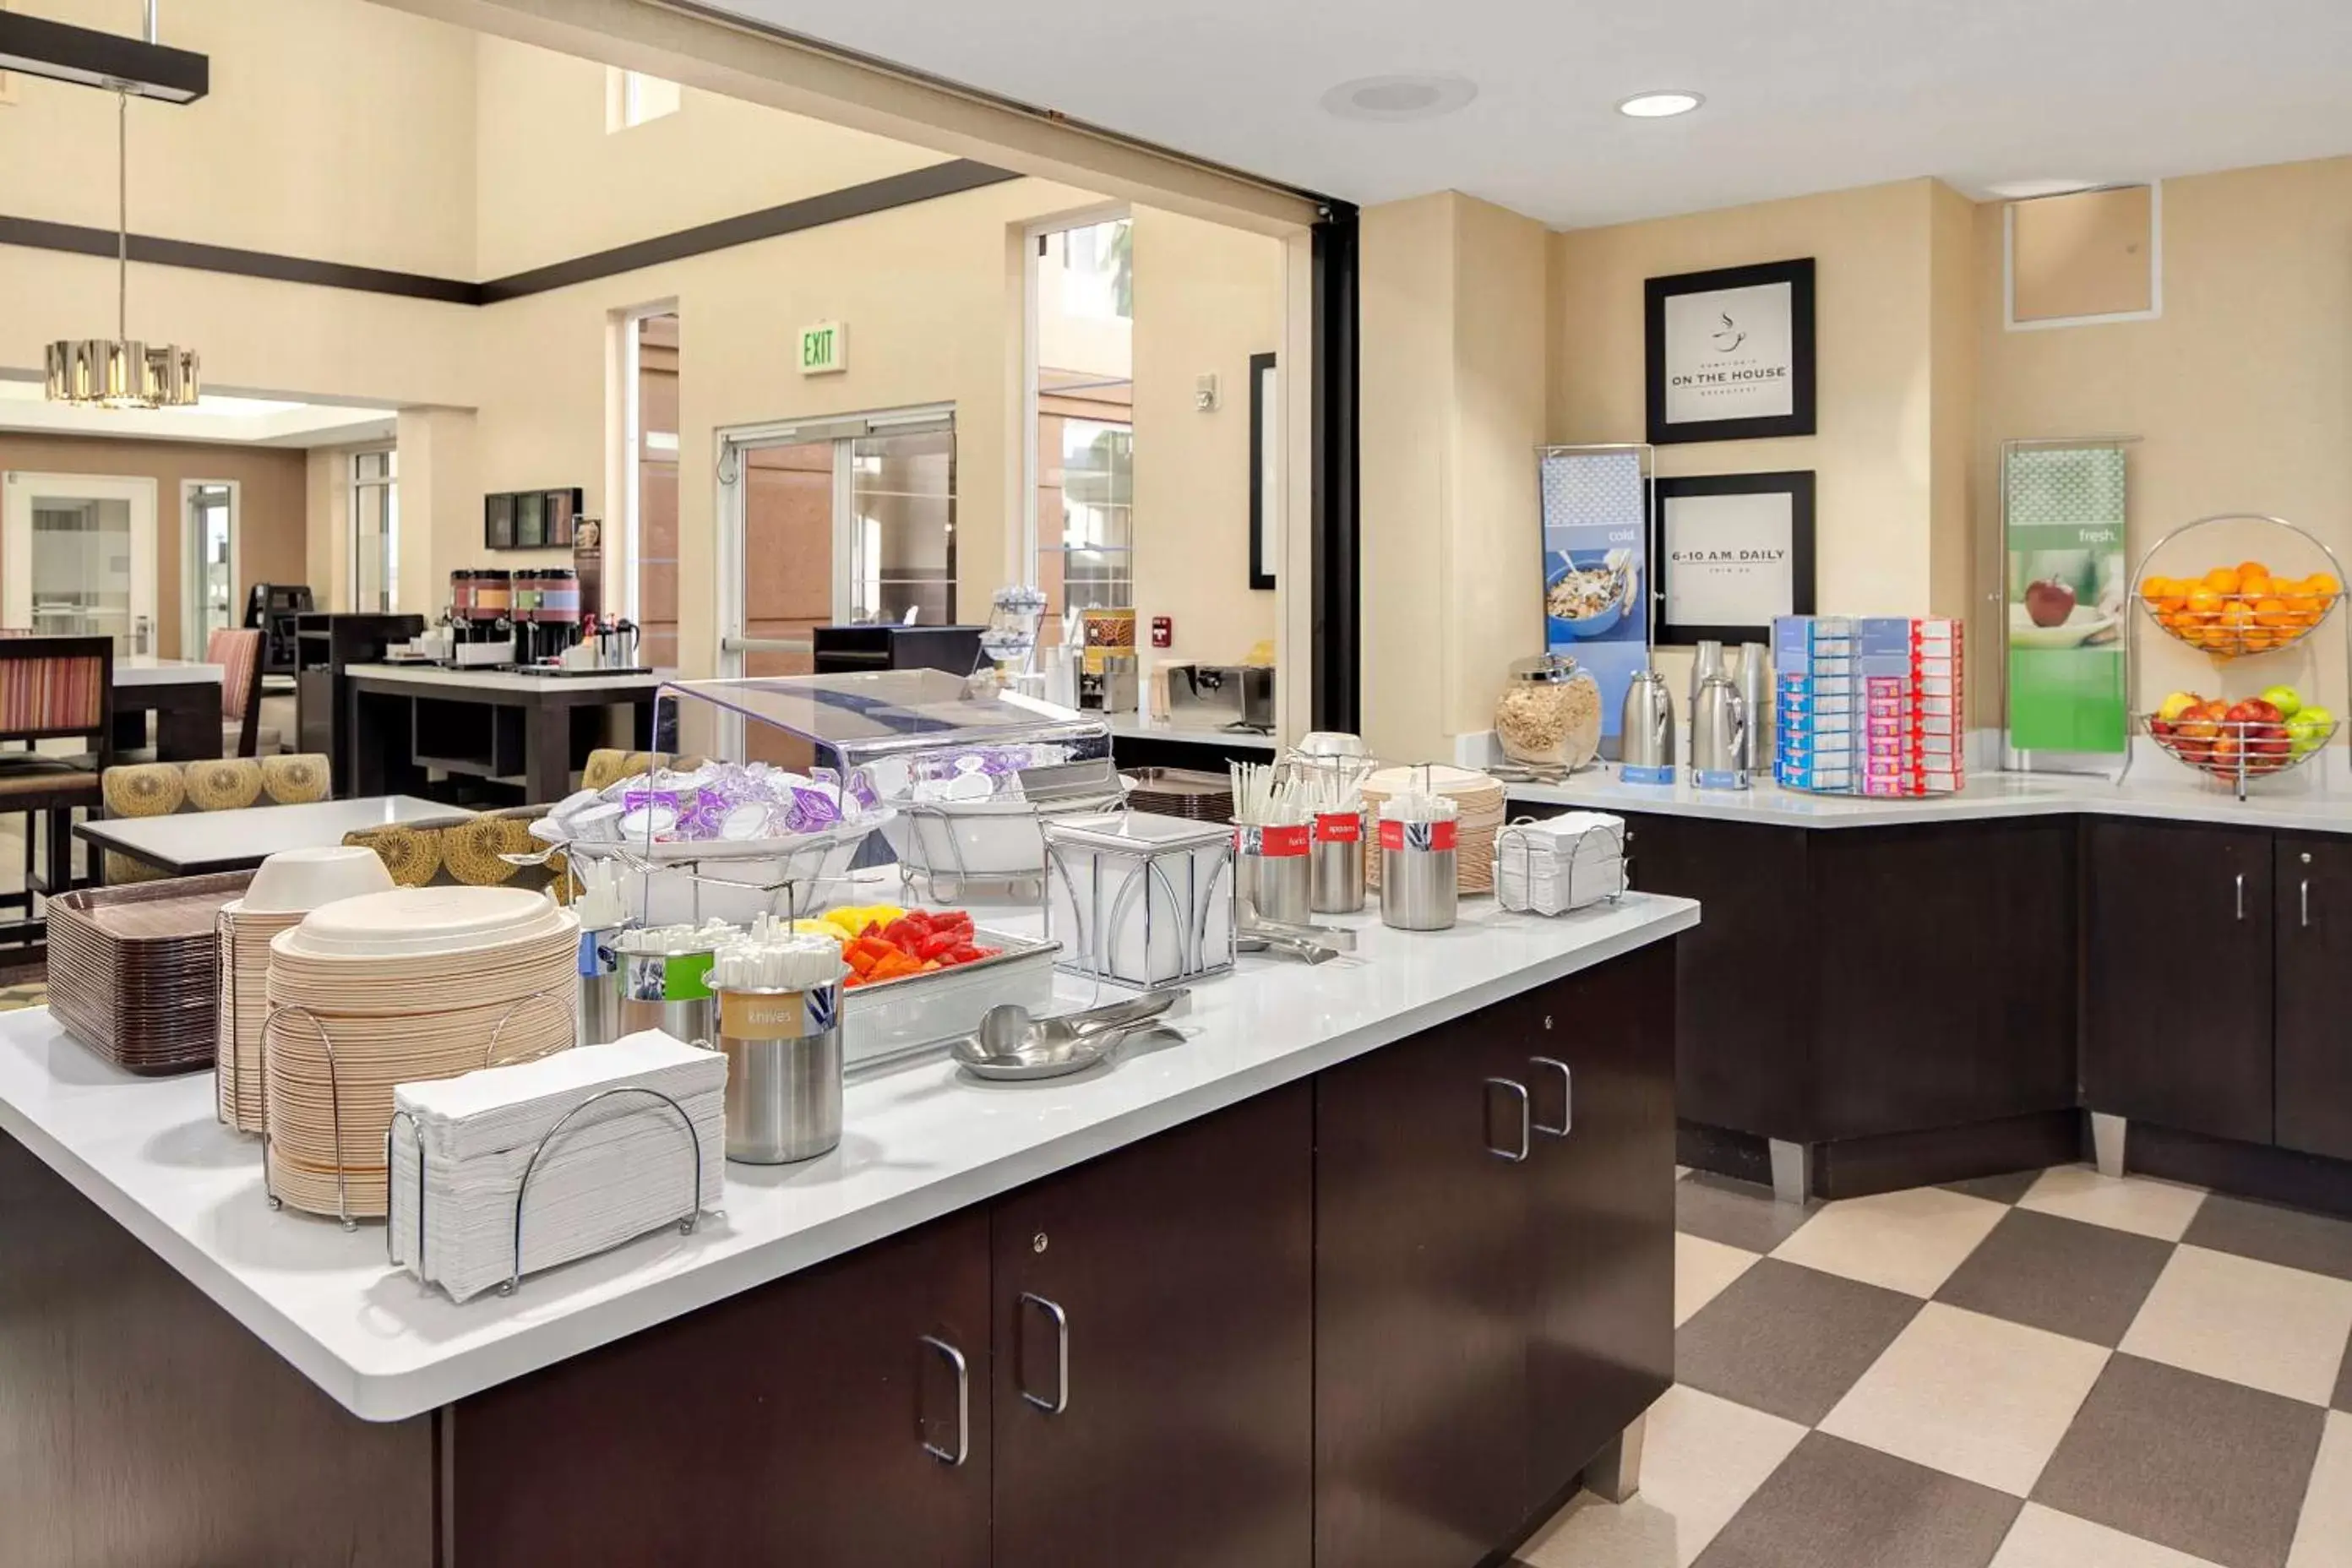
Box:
2138, 712, 2339, 800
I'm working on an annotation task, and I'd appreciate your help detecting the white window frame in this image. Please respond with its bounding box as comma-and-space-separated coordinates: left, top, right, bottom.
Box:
349, 447, 397, 613
1020, 204, 1130, 588
618, 302, 680, 629
2002, 181, 2164, 332
179, 477, 239, 661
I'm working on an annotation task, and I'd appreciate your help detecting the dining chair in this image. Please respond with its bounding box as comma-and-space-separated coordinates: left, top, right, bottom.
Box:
0, 635, 115, 937
208, 627, 274, 756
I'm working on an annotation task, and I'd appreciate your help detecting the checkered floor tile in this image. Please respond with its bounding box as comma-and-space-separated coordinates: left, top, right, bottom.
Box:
1520, 1166, 2352, 1568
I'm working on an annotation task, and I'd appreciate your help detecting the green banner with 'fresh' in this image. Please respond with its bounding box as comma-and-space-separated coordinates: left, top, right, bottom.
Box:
2006, 445, 2128, 754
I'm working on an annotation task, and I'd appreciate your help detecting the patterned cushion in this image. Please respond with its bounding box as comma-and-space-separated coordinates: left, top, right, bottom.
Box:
0, 652, 103, 734
184, 760, 264, 812
207, 628, 261, 723
103, 764, 188, 818
342, 808, 568, 900
580, 749, 706, 792
260, 754, 330, 804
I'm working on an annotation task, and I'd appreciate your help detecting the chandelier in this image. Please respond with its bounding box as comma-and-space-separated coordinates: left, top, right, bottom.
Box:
43, 42, 200, 407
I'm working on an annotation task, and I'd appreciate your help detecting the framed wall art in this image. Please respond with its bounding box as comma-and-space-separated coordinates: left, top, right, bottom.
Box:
1651, 470, 1816, 645
1645, 257, 1816, 445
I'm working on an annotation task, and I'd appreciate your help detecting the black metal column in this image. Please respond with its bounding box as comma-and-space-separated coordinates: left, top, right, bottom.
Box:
1309, 205, 1361, 735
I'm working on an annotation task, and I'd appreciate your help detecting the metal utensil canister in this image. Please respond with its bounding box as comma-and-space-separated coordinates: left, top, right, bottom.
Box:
610, 930, 719, 1046
1379, 817, 1459, 931
1235, 822, 1313, 926
714, 983, 843, 1164
1310, 808, 1367, 914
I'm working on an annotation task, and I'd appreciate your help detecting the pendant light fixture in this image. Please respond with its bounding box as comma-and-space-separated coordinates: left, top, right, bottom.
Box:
41, 3, 202, 410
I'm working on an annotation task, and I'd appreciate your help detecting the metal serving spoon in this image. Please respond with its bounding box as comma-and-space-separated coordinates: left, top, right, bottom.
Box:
951, 989, 1190, 1081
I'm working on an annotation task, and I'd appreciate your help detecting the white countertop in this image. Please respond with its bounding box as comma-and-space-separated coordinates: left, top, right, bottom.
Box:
114, 656, 223, 689
1106, 712, 1279, 753
0, 888, 1696, 1422
346, 663, 672, 696
76, 795, 464, 872
1510, 761, 2352, 836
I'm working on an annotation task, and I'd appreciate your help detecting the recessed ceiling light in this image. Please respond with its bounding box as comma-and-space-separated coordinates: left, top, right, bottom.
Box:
1320, 74, 1478, 122
1984, 178, 2101, 199
1616, 90, 1703, 118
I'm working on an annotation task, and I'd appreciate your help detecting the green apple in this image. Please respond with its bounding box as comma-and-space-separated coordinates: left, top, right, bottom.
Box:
2288, 707, 2333, 756
2262, 684, 2303, 719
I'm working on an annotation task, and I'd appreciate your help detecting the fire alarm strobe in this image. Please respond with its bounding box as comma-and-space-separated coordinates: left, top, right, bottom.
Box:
1151, 617, 1173, 649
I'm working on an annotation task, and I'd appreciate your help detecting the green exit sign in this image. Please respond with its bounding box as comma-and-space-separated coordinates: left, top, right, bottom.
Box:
798, 321, 846, 375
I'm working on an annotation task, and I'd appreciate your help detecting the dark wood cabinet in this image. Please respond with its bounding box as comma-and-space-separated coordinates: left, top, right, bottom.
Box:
2082, 819, 2274, 1146
990, 1086, 1315, 1568
1316, 1004, 1533, 1568
447, 1209, 994, 1567
1315, 952, 1680, 1568
1515, 939, 1678, 1518
2276, 832, 2352, 1161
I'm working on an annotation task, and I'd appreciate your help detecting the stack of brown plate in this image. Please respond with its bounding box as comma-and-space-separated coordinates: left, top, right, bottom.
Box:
1360, 765, 1508, 896
264, 886, 579, 1221
50, 873, 253, 1075
1121, 766, 1236, 822
216, 904, 304, 1132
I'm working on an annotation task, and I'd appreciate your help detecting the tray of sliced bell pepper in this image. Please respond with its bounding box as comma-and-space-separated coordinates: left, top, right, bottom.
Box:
828, 906, 1047, 991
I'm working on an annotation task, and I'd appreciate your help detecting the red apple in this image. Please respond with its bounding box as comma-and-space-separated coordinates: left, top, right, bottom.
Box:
2025, 580, 2077, 629
2225, 698, 2284, 727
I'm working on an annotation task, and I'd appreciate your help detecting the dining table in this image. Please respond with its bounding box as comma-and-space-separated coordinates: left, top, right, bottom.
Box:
111, 656, 226, 763
73, 794, 463, 880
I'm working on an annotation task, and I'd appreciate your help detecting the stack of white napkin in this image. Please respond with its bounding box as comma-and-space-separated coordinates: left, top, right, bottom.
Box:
389, 1031, 727, 1303
1495, 812, 1628, 917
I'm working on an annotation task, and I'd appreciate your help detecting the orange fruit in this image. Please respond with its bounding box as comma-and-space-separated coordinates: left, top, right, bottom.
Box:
2255, 596, 2294, 629
2205, 566, 2243, 596
2237, 560, 2270, 582
2240, 569, 2273, 600
2185, 586, 2225, 623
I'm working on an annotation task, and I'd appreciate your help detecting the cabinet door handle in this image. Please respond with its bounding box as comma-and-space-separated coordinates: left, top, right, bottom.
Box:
2235, 873, 2246, 922
1530, 1056, 1574, 1138
1484, 1077, 1533, 1162
1017, 1293, 1070, 1414
2301, 877, 2312, 929
917, 1335, 971, 1466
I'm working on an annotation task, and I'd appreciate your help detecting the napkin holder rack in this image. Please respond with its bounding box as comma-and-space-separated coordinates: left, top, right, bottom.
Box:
1494, 816, 1629, 917
386, 1081, 706, 1299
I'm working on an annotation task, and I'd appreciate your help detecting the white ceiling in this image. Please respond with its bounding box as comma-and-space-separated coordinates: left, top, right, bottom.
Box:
707, 0, 2352, 228
0, 379, 398, 448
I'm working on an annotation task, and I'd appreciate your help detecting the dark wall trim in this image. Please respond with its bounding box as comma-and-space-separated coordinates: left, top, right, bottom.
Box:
0, 215, 481, 304
0, 158, 1018, 308
1309, 205, 1361, 736
476, 159, 1018, 302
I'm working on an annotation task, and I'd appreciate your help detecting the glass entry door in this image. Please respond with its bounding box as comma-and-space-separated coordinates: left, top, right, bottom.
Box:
716, 407, 956, 760
2, 471, 158, 654
183, 481, 237, 658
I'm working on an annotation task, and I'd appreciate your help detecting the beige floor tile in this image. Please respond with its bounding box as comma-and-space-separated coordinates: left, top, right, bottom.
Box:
1675, 1233, 1760, 1327
1991, 1503, 2224, 1568
2018, 1166, 2208, 1242
1819, 1302, 2108, 1495
1519, 1386, 1805, 1568
2121, 1245, 2352, 1406
1768, 1186, 2007, 1298
2288, 1410, 2352, 1568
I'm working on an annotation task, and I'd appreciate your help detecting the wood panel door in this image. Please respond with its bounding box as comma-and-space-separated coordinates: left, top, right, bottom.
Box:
1515, 940, 1680, 1516
2276, 832, 2352, 1160
448, 1209, 993, 1568
2082, 819, 2274, 1145
991, 1086, 1314, 1568
1316, 1008, 1533, 1568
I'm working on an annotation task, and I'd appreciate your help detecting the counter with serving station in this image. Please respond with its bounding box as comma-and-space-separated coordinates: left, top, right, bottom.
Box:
0, 672, 1691, 1568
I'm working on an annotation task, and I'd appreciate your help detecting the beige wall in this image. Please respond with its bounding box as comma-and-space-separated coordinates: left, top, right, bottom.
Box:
1974, 154, 2352, 725
0, 433, 308, 655
1549, 178, 1952, 707
1358, 192, 1553, 763
0, 0, 476, 279
1130, 209, 1283, 668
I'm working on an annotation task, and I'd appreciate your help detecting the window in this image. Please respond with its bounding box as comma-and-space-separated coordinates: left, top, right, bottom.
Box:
183, 481, 235, 658
1027, 215, 1134, 635
2005, 183, 2160, 329
351, 449, 397, 612
607, 67, 680, 131
624, 310, 680, 666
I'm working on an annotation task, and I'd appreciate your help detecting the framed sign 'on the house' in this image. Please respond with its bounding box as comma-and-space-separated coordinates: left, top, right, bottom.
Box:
1652, 471, 1817, 645
1645, 258, 1816, 445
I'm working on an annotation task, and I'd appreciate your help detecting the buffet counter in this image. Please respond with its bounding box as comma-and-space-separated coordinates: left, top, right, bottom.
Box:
0, 884, 1694, 1568
1506, 761, 2352, 1217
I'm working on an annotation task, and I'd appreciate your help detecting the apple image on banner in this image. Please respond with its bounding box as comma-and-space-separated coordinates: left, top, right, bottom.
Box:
2024, 580, 2077, 629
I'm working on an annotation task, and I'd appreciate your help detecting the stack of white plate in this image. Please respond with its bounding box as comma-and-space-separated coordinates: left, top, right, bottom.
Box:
389, 1031, 725, 1302
264, 886, 579, 1220
217, 847, 395, 1133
